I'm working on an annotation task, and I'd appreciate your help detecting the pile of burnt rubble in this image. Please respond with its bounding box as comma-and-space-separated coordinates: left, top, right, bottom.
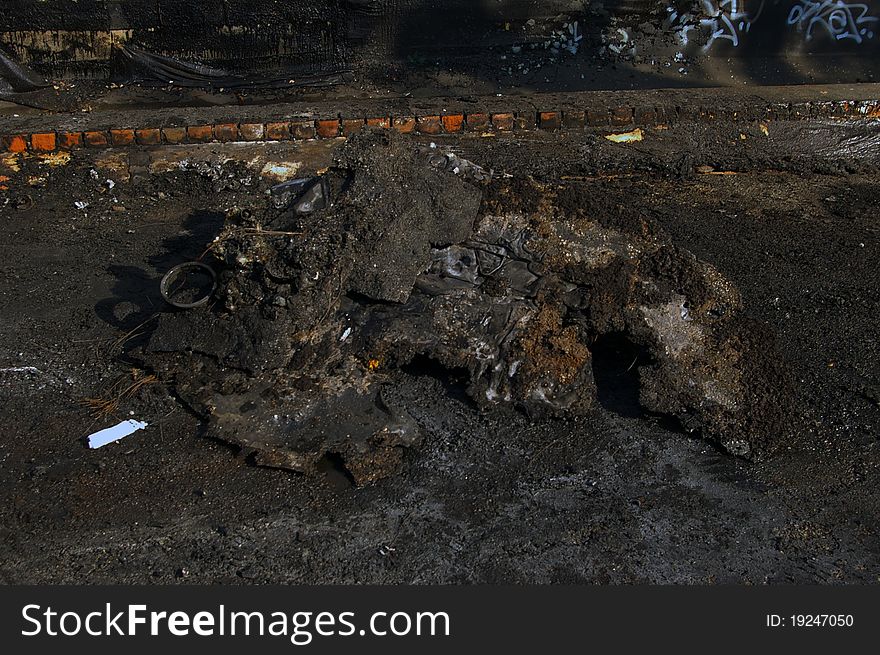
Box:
143, 131, 792, 485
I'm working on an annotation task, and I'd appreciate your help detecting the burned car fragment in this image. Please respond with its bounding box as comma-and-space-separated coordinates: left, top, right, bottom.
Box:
145, 131, 792, 485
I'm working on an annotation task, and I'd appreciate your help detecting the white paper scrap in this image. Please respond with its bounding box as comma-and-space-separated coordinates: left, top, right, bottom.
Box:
87, 419, 148, 449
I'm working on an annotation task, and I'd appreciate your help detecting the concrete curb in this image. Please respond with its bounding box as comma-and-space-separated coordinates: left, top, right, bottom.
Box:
2, 91, 879, 154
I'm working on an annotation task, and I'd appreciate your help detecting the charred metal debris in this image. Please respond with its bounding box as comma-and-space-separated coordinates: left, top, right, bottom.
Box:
143, 130, 792, 485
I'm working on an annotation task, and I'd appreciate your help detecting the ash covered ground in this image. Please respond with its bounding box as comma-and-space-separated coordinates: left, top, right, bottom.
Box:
0, 120, 878, 583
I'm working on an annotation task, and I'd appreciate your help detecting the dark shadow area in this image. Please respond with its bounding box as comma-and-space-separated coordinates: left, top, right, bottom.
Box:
316, 451, 358, 489
93, 263, 163, 334
93, 209, 226, 354
591, 332, 649, 418
401, 354, 476, 408
384, 0, 685, 93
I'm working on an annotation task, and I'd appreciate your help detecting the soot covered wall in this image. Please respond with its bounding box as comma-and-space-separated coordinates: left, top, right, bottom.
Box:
2, 1, 879, 80
0, 1, 588, 78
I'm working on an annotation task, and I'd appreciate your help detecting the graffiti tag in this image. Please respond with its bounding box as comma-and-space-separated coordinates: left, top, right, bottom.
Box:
787, 0, 878, 43
700, 0, 766, 50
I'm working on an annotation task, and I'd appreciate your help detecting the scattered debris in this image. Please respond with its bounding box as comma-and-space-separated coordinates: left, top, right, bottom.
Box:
260, 161, 302, 182
38, 152, 71, 167
176, 159, 258, 193
82, 370, 159, 418
159, 262, 217, 309
0, 366, 40, 374
270, 178, 311, 208
605, 128, 643, 143
422, 143, 493, 181
269, 177, 330, 213
74, 201, 89, 210
87, 419, 148, 449
293, 179, 328, 214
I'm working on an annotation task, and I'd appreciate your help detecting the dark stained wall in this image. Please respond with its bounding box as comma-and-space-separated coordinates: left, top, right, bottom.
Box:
1, 1, 879, 80
0, 1, 591, 77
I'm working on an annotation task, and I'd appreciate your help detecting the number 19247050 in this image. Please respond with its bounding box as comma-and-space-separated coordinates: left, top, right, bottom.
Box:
766, 614, 854, 627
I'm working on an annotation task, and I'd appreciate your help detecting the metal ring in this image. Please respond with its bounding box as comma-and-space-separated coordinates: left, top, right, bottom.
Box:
160, 262, 217, 309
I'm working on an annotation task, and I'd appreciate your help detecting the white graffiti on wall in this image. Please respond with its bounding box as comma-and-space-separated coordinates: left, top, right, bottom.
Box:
667, 1, 766, 50
700, 0, 766, 50
787, 0, 878, 43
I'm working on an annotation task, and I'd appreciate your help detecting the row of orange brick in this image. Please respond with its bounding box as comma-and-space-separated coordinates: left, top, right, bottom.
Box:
2, 101, 878, 153
0, 112, 551, 153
